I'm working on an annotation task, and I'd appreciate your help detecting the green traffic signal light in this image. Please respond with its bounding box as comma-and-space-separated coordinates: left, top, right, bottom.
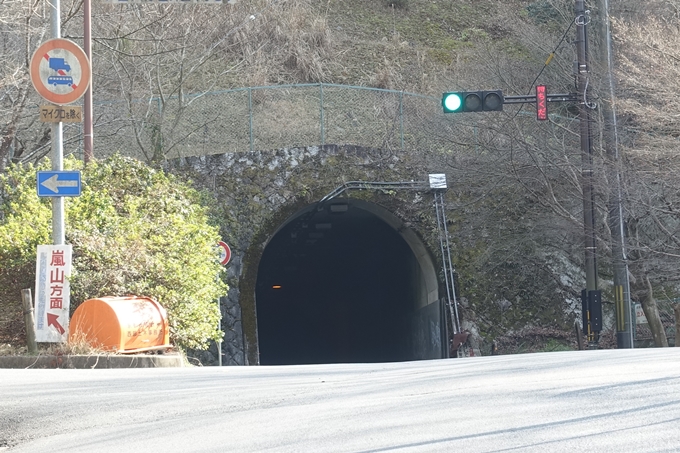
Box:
442, 90, 504, 113
442, 92, 463, 113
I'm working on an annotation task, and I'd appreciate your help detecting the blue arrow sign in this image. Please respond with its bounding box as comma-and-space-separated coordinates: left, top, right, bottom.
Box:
37, 171, 82, 197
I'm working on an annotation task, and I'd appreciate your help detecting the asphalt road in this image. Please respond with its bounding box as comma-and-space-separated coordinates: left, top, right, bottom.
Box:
2, 348, 680, 452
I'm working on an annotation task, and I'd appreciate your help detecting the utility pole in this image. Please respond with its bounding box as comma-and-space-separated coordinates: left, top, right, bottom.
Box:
593, 0, 633, 348
441, 2, 620, 346
575, 0, 602, 344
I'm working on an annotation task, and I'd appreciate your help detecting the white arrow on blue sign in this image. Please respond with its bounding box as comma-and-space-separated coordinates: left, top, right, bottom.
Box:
37, 171, 82, 197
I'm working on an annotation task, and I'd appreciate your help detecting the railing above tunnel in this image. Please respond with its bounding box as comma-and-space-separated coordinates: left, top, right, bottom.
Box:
61, 84, 460, 162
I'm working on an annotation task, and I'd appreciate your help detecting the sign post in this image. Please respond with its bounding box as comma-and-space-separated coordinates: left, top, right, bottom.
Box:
34, 245, 72, 342
215, 241, 232, 366
30, 32, 90, 247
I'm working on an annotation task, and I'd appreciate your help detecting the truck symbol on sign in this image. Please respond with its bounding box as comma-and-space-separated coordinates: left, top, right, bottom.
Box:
49, 58, 71, 72
47, 57, 73, 87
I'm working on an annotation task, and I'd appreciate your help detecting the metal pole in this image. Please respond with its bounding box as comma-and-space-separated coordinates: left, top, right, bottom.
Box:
319, 83, 325, 146
434, 191, 460, 335
83, 0, 93, 163
217, 297, 222, 367
575, 1, 598, 294
399, 91, 404, 150
595, 0, 633, 348
50, 0, 65, 246
248, 88, 253, 152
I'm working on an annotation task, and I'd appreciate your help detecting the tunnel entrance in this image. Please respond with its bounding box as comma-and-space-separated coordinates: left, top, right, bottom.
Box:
255, 199, 444, 365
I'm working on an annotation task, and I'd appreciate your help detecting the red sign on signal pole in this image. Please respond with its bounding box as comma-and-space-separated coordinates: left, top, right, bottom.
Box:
536, 85, 548, 121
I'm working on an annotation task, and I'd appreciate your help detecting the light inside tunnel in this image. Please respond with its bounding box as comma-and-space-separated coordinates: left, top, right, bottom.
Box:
255, 199, 444, 365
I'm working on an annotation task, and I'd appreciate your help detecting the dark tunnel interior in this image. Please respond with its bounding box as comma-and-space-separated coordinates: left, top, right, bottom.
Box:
255, 200, 422, 365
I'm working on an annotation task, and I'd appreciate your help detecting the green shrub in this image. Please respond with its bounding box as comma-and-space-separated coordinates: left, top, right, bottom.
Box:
0, 155, 227, 350
0, 161, 52, 344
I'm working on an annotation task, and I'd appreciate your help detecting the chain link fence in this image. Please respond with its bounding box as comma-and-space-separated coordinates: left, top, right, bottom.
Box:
634, 300, 678, 346
61, 84, 463, 161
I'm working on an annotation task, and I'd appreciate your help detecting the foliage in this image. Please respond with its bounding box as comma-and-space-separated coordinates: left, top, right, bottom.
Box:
0, 155, 227, 350
492, 327, 577, 354
0, 161, 52, 344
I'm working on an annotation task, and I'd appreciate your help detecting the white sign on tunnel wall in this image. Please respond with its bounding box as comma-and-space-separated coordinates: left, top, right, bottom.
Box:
34, 245, 72, 342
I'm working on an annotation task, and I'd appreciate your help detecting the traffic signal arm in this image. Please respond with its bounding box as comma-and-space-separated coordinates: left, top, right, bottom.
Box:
502, 93, 576, 104
502, 94, 536, 105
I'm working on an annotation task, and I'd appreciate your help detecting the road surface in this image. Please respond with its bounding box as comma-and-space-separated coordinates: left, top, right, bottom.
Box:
2, 348, 680, 452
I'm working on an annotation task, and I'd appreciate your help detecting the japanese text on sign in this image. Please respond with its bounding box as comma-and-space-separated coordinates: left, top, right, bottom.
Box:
40, 105, 82, 123
35, 245, 72, 342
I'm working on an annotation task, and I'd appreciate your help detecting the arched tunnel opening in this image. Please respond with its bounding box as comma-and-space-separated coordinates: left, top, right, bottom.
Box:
255, 199, 445, 365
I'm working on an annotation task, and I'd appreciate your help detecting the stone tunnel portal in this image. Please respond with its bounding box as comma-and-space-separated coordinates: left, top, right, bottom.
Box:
255, 199, 445, 365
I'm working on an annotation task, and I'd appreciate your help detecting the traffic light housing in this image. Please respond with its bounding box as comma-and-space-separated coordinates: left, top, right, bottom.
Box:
442, 90, 504, 113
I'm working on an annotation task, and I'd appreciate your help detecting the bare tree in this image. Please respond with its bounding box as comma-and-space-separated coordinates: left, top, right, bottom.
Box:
0, 0, 51, 170
608, 8, 680, 345
89, 0, 333, 162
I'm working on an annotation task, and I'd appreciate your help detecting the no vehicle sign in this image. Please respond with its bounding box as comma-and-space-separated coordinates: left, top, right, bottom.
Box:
217, 241, 232, 266
30, 39, 91, 105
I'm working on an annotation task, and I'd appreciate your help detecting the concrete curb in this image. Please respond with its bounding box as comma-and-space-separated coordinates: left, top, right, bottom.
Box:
0, 354, 185, 369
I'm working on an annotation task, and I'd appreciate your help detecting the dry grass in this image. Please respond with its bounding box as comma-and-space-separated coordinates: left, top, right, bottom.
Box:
0, 343, 26, 356
0, 333, 111, 357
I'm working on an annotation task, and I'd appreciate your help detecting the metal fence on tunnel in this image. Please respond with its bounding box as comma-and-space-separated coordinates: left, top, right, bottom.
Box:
74, 84, 459, 160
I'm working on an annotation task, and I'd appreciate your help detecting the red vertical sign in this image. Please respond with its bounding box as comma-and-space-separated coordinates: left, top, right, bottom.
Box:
536, 85, 548, 121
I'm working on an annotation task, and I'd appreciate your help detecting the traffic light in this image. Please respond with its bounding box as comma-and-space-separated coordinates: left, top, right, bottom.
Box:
442, 90, 504, 113
442, 92, 464, 113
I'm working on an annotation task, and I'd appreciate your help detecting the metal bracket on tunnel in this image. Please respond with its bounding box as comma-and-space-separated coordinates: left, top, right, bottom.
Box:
319, 180, 430, 202
321, 174, 464, 356
428, 173, 447, 190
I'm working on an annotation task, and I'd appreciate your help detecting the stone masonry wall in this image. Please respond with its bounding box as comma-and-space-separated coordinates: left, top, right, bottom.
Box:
168, 144, 441, 365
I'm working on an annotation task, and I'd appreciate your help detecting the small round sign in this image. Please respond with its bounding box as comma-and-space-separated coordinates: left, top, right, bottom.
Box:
216, 241, 232, 266
30, 39, 91, 106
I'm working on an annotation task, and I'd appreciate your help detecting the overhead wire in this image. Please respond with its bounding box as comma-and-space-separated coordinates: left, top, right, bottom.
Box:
511, 19, 575, 119
528, 19, 574, 95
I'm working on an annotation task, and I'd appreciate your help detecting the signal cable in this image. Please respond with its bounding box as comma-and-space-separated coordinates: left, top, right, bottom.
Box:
528, 20, 574, 95
510, 19, 575, 119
